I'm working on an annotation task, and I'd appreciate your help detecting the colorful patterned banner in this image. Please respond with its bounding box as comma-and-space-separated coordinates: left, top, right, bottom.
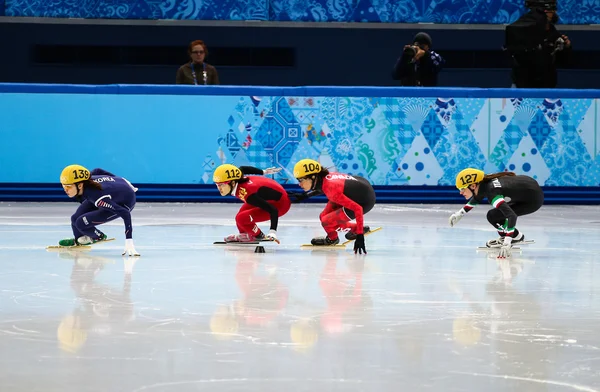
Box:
0, 85, 598, 186
4, 0, 598, 24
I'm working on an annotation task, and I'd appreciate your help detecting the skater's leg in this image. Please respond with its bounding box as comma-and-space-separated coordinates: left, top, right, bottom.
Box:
320, 208, 352, 240
235, 204, 268, 238
319, 202, 341, 222
74, 209, 120, 243
486, 208, 507, 236
342, 197, 375, 238
70, 200, 98, 238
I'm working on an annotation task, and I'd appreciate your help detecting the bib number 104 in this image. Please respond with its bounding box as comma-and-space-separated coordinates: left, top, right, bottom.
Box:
303, 163, 320, 172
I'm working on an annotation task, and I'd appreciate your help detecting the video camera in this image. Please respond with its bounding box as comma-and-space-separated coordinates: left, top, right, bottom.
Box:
505, 0, 560, 55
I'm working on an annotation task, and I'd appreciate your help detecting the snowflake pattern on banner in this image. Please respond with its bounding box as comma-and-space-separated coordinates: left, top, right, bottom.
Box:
209, 95, 600, 186
5, 0, 598, 23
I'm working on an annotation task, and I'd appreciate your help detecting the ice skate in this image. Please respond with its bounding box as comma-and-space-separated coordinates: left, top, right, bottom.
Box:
224, 233, 258, 243
58, 233, 108, 247
311, 236, 340, 246
344, 226, 371, 241
76, 233, 108, 245
486, 232, 524, 248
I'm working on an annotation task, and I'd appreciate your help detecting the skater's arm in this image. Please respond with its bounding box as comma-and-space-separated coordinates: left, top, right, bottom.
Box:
287, 189, 322, 203
90, 168, 116, 176
239, 166, 265, 175
491, 194, 518, 231
461, 198, 478, 213
93, 196, 134, 239
246, 192, 280, 231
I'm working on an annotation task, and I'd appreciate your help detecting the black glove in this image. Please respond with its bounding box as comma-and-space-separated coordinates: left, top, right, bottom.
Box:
354, 234, 367, 255
287, 191, 308, 204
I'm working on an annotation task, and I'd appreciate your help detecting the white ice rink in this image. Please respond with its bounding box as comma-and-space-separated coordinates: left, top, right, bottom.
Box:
0, 202, 599, 392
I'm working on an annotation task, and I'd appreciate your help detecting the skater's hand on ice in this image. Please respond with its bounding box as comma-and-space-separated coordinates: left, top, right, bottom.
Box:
263, 167, 282, 175
354, 234, 367, 255
122, 239, 140, 257
497, 244, 512, 259
266, 229, 280, 244
449, 209, 465, 227
497, 236, 512, 259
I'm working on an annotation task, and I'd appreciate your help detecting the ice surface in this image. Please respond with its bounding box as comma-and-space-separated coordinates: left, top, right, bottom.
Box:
0, 202, 599, 392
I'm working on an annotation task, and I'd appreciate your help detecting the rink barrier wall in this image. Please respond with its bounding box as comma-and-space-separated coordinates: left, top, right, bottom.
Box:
2, 83, 600, 98
2, 83, 600, 204
1, 184, 600, 205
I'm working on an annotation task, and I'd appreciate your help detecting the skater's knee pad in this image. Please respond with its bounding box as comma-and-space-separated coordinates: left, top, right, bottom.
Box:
486, 208, 504, 224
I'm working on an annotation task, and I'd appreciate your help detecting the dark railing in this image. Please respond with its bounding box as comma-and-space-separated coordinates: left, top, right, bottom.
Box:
1, 183, 599, 205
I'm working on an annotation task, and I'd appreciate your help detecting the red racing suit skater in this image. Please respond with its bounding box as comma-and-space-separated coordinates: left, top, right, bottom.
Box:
232, 173, 291, 237
290, 171, 376, 244
318, 173, 375, 240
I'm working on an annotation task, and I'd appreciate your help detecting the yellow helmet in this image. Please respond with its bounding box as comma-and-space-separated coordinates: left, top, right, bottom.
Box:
60, 164, 90, 185
293, 159, 321, 179
213, 164, 243, 183
455, 168, 484, 189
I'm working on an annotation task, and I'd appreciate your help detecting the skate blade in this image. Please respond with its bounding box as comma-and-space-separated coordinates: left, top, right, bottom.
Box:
46, 238, 116, 251
301, 244, 347, 249
301, 227, 383, 249
477, 247, 522, 252
214, 241, 261, 245
213, 238, 279, 245
341, 227, 382, 246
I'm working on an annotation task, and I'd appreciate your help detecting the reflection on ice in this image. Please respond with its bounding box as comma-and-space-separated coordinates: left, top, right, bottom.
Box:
0, 202, 598, 392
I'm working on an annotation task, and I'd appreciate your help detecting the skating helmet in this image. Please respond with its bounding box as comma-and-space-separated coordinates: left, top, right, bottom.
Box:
293, 159, 321, 179
213, 164, 243, 183
455, 168, 485, 189
60, 164, 91, 185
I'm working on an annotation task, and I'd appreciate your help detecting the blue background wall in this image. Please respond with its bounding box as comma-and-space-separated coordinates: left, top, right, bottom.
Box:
3, 0, 598, 24
1, 84, 600, 203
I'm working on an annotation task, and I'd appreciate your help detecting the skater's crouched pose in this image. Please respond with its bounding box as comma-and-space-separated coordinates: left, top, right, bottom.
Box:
213, 164, 290, 243
449, 168, 544, 258
59, 164, 140, 256
289, 159, 376, 254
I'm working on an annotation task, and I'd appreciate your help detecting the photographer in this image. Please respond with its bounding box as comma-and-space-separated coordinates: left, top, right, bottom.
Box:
505, 0, 572, 88
392, 32, 444, 87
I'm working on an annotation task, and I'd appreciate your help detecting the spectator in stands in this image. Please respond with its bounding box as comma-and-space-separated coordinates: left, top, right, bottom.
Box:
505, 0, 571, 88
176, 40, 220, 85
392, 32, 444, 87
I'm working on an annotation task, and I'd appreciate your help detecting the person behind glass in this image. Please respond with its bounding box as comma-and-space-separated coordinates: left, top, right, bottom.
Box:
505, 0, 571, 88
392, 32, 444, 87
176, 40, 220, 85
